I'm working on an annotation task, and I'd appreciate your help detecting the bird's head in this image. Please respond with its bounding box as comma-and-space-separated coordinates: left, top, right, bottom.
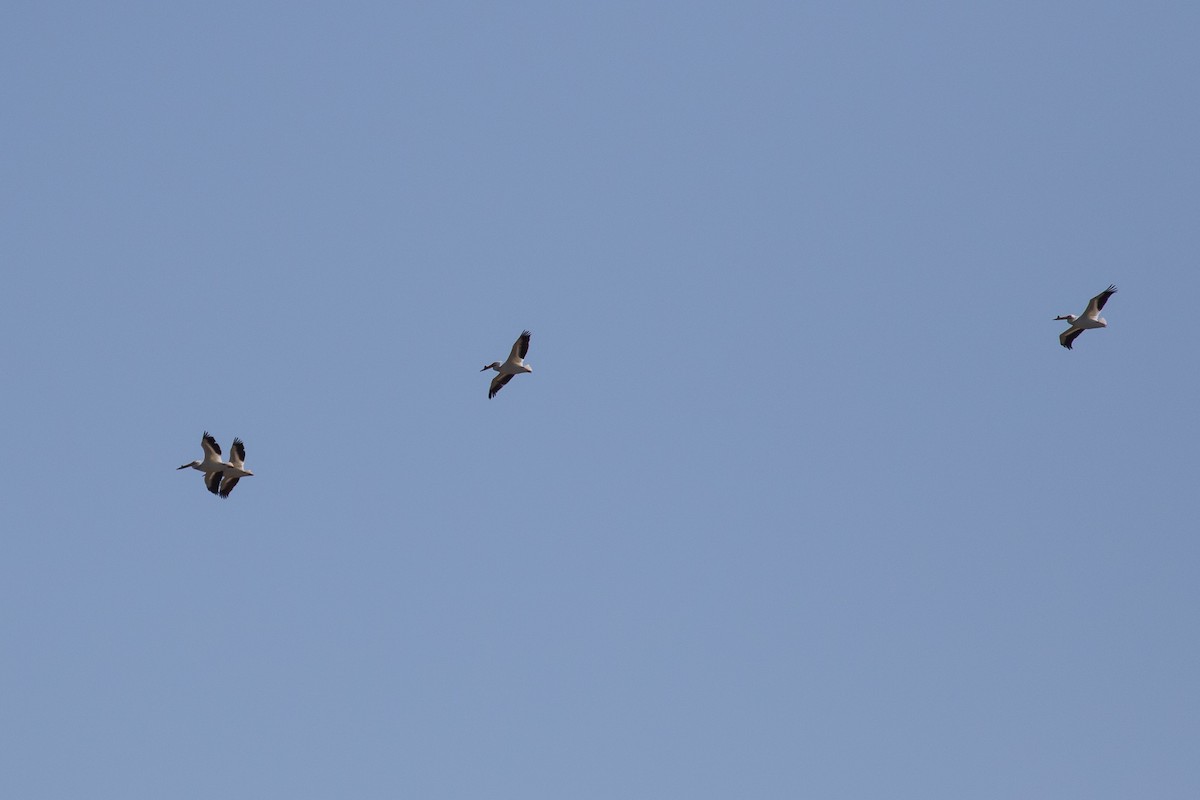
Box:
1054, 314, 1077, 322
244, 469, 255, 477
481, 362, 499, 372
177, 460, 200, 470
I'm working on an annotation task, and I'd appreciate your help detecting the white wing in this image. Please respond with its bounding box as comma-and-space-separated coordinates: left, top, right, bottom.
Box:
1084, 285, 1117, 319
506, 331, 531, 365
218, 476, 240, 498
228, 437, 246, 469
201, 431, 222, 461
1060, 327, 1084, 349
489, 372, 514, 399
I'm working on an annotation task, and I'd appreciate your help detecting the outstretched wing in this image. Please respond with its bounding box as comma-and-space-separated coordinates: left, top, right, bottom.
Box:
1088, 285, 1117, 315
489, 372, 514, 399
201, 431, 222, 459
228, 438, 246, 469
1060, 328, 1084, 349
508, 330, 531, 364
205, 470, 223, 495
218, 477, 240, 498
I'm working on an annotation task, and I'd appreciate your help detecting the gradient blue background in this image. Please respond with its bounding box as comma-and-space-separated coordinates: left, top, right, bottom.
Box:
3, 2, 1198, 797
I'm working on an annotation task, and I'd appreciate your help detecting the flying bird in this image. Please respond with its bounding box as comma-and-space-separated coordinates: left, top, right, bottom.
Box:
177, 431, 226, 495
217, 437, 254, 498
1055, 285, 1117, 349
481, 330, 532, 398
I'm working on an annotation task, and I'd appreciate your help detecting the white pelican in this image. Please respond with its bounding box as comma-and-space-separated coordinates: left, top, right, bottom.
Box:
481, 330, 532, 399
218, 437, 253, 498
177, 431, 226, 495
1056, 285, 1117, 349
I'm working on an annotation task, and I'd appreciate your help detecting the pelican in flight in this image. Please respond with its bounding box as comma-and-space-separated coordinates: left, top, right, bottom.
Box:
177, 431, 226, 495
1056, 285, 1117, 349
217, 437, 253, 498
481, 330, 532, 398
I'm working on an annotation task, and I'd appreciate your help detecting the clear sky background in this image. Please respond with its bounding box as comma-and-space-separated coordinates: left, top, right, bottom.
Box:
2, 2, 1198, 797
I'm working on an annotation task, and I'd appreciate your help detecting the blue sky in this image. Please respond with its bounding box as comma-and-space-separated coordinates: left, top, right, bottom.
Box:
2, 2, 1198, 797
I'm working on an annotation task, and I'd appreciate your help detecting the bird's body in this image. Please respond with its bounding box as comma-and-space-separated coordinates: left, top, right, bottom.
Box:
177, 431, 227, 495
482, 330, 532, 398
1056, 285, 1117, 349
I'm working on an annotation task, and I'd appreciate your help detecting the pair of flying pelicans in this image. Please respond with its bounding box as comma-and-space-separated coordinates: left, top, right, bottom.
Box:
177, 433, 254, 498
179, 331, 536, 497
